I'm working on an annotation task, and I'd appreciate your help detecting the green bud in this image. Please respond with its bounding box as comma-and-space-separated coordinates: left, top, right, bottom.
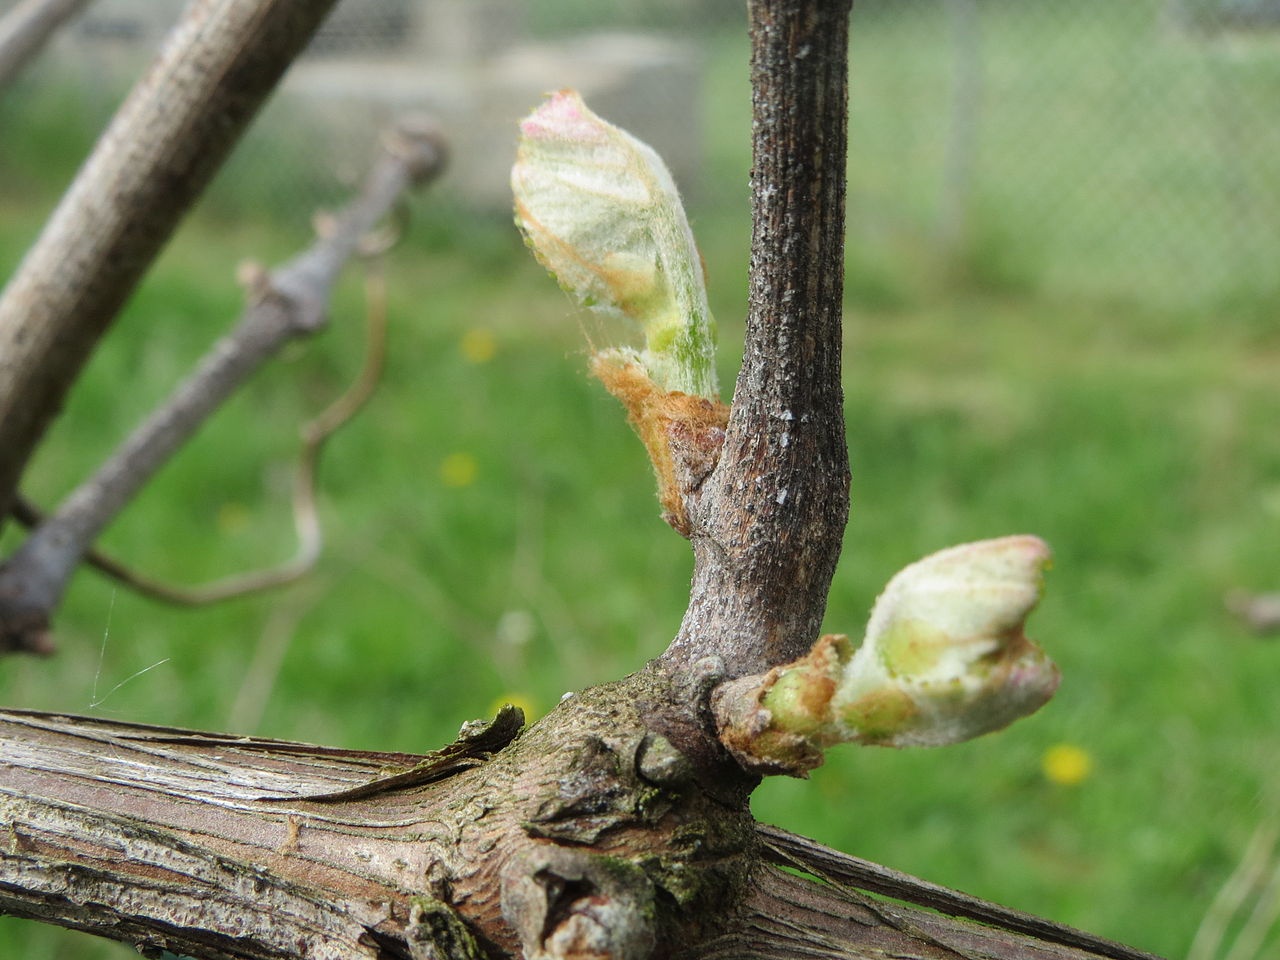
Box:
511, 89, 717, 398
718, 536, 1060, 774
834, 535, 1059, 747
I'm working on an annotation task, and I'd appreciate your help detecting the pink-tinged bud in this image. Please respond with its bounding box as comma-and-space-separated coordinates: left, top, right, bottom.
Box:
511, 90, 717, 398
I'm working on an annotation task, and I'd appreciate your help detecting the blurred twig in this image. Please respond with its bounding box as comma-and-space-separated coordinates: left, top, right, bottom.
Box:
1226, 591, 1280, 636
0, 118, 445, 654
0, 0, 342, 524
1189, 820, 1280, 960
12, 252, 391, 607
0, 0, 94, 92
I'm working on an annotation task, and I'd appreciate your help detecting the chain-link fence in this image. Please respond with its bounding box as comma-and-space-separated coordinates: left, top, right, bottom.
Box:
4, 0, 1278, 312
846, 0, 1280, 311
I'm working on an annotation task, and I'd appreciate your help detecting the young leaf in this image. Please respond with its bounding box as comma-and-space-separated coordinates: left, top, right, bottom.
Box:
831, 535, 1060, 748
511, 89, 717, 398
717, 536, 1060, 774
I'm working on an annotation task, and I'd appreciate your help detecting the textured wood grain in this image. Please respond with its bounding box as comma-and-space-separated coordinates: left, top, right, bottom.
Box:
662, 0, 853, 680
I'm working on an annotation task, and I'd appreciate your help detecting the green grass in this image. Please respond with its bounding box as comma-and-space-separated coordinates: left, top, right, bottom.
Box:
2, 5, 1280, 959
755, 298, 1280, 955
835, 0, 1280, 313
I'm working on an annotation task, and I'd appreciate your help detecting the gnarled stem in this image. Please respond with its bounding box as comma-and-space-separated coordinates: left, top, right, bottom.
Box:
0, 697, 1162, 960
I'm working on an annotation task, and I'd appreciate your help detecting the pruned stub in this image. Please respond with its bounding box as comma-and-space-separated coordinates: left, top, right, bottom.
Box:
517, 850, 656, 960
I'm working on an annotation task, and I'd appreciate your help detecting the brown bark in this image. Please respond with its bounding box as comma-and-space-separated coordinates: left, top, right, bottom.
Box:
660, 0, 853, 681
0, 675, 754, 960
0, 688, 1163, 960
0, 0, 340, 526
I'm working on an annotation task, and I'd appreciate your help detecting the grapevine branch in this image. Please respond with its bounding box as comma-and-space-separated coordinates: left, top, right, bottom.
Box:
0, 119, 445, 653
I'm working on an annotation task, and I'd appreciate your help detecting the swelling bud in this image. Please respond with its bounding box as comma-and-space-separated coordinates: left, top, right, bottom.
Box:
512, 89, 717, 398
716, 536, 1060, 774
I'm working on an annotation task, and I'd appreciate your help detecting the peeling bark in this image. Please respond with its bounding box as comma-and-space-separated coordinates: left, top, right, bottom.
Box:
0, 691, 1163, 960
0, 673, 756, 959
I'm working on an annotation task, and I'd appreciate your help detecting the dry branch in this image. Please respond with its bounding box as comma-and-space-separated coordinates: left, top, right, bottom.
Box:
0, 0, 92, 91
0, 705, 1163, 960
755, 825, 1161, 960
9, 256, 390, 607
0, 0, 341, 521
0, 707, 514, 959
0, 120, 443, 654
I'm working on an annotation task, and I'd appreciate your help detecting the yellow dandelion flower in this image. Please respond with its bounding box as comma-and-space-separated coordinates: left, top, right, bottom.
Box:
460, 328, 497, 364
1042, 743, 1093, 786
439, 452, 478, 488
490, 693, 537, 723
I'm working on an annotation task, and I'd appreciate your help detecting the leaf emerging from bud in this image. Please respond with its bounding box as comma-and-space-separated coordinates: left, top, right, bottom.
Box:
716, 536, 1060, 774
833, 535, 1060, 747
512, 89, 717, 398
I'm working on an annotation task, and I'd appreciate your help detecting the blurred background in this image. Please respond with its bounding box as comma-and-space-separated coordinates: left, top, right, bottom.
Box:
0, 1, 1278, 957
